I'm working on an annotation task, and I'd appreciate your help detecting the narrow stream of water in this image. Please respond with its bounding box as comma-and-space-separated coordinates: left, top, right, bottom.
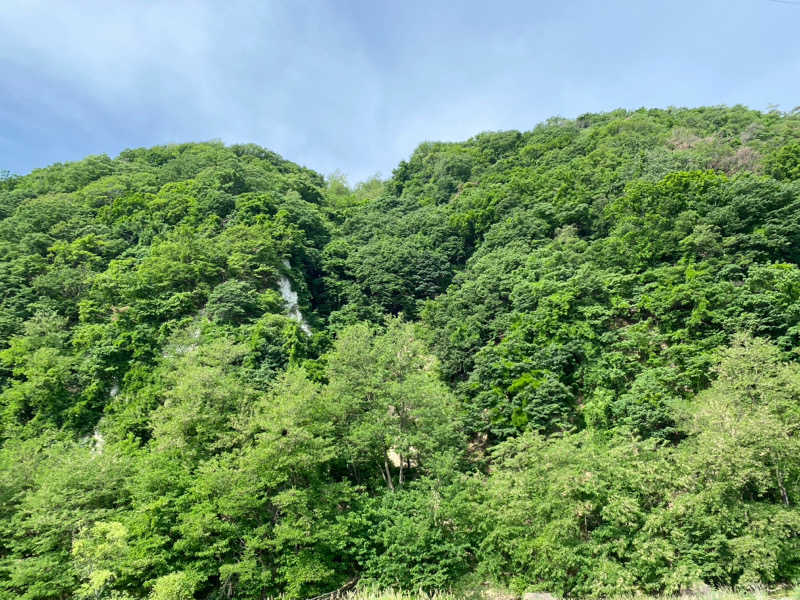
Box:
278, 259, 312, 335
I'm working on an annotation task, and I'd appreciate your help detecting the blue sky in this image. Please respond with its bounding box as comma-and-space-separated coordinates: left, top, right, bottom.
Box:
1, 0, 799, 182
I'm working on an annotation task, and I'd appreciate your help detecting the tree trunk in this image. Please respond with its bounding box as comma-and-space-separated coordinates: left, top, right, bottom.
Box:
383, 458, 394, 491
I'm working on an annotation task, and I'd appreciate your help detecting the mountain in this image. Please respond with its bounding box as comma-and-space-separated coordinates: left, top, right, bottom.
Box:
1, 106, 799, 599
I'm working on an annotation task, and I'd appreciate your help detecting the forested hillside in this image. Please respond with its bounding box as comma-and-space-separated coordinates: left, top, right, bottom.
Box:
2, 106, 800, 600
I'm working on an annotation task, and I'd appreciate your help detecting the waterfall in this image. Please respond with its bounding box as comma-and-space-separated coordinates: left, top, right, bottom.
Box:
278, 259, 311, 335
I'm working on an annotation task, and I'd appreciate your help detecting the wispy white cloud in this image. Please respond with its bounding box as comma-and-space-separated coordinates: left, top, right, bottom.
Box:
1, 0, 798, 181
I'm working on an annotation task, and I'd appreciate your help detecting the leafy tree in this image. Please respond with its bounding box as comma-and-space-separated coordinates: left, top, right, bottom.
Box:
205, 280, 262, 324
765, 142, 800, 181
324, 319, 465, 489
72, 521, 131, 600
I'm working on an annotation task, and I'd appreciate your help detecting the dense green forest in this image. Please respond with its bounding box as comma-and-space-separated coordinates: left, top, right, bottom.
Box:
1, 106, 800, 600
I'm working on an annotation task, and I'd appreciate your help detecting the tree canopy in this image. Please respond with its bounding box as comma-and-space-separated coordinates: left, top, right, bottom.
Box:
2, 107, 800, 598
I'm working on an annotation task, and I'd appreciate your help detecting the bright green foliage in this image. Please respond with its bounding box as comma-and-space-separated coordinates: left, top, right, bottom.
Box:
2, 107, 800, 598
0, 436, 133, 600
72, 521, 131, 600
765, 142, 800, 181
0, 142, 329, 444
147, 572, 198, 600
324, 319, 464, 489
204, 280, 263, 324
356, 476, 483, 590
479, 335, 800, 597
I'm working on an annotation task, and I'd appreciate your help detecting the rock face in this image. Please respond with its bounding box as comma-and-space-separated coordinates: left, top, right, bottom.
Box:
278, 259, 311, 335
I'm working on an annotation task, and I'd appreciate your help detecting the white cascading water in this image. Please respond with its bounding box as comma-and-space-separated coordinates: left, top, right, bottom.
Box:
278, 259, 312, 335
